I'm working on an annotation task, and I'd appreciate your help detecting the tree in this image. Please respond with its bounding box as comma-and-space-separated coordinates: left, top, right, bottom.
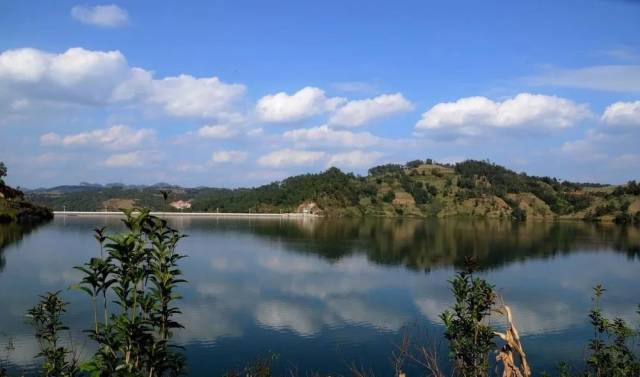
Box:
160, 189, 171, 202
29, 209, 187, 376
440, 260, 495, 377
0, 162, 6, 184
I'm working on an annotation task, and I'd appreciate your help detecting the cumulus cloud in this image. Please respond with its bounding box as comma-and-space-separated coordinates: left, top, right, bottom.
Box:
560, 130, 608, 161
328, 93, 413, 128
415, 93, 590, 137
527, 65, 640, 92
145, 75, 245, 118
257, 148, 325, 167
327, 150, 383, 168
0, 47, 245, 119
104, 151, 144, 167
0, 47, 129, 105
283, 125, 381, 148
601, 100, 640, 126
71, 4, 129, 27
197, 124, 238, 139
558, 100, 640, 174
40, 125, 154, 150
211, 150, 248, 164
104, 150, 160, 168
256, 87, 345, 123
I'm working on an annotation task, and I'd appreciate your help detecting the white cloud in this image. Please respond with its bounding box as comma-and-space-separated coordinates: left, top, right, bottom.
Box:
146, 75, 245, 118
257, 148, 325, 168
415, 93, 590, 137
40, 125, 154, 150
173, 162, 206, 173
211, 150, 248, 164
0, 47, 245, 119
104, 151, 145, 167
256, 87, 345, 123
560, 131, 608, 161
560, 100, 640, 164
246, 128, 264, 137
71, 4, 129, 27
283, 125, 381, 148
527, 65, 640, 92
0, 47, 129, 104
197, 124, 238, 139
327, 150, 383, 168
0, 48, 53, 82
328, 93, 413, 128
601, 100, 640, 126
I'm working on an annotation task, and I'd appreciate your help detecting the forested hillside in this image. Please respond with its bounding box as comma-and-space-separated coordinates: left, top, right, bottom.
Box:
0, 162, 53, 223
26, 160, 640, 222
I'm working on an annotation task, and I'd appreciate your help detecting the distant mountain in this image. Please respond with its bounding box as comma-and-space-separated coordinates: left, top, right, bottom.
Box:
28, 182, 183, 194
26, 159, 640, 223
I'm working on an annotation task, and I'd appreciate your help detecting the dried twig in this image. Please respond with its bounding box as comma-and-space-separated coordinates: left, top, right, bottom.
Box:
493, 303, 531, 377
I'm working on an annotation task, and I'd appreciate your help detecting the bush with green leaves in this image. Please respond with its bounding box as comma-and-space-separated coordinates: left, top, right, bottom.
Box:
382, 191, 396, 203
25, 209, 187, 377
585, 285, 640, 377
440, 261, 495, 377
27, 292, 78, 377
438, 266, 640, 377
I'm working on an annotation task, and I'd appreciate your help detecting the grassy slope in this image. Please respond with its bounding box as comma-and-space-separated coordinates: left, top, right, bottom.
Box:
26, 160, 640, 222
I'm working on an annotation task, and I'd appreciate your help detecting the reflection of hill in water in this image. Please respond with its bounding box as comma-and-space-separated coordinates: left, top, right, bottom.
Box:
25, 217, 640, 273
204, 218, 640, 272
0, 222, 43, 272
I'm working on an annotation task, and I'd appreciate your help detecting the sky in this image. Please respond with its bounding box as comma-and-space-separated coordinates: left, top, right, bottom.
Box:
0, 0, 639, 188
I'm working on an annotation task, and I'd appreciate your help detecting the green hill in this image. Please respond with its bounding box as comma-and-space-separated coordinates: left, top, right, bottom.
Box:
0, 162, 53, 224
26, 159, 640, 223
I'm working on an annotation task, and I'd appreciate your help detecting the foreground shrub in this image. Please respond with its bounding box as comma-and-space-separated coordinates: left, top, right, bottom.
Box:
440, 261, 495, 377
27, 209, 187, 377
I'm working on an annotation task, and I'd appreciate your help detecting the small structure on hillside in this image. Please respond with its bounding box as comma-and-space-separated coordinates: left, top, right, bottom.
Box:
170, 200, 192, 210
297, 201, 322, 216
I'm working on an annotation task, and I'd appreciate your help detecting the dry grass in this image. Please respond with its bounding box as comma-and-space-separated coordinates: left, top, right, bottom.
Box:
101, 198, 136, 210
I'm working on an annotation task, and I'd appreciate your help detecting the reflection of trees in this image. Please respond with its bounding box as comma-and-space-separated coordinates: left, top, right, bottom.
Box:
219, 219, 640, 272
0, 222, 42, 272
26, 217, 640, 273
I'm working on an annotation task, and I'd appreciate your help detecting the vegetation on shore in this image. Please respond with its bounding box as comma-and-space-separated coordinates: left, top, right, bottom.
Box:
0, 162, 52, 224
1, 209, 186, 377
27, 159, 640, 222
1, 210, 638, 376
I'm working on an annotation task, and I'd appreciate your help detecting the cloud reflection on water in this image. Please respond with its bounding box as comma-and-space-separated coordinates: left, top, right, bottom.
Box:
0, 217, 639, 373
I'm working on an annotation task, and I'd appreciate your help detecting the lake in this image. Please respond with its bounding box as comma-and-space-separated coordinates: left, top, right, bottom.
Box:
1, 216, 639, 376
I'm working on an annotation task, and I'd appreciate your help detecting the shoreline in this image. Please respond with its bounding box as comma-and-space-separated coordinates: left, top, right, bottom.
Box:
53, 211, 319, 218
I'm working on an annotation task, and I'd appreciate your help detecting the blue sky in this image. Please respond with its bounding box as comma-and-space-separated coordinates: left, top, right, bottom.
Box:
1, 0, 639, 188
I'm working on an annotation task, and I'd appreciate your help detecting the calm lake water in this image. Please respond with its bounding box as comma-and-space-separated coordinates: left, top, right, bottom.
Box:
1, 216, 639, 375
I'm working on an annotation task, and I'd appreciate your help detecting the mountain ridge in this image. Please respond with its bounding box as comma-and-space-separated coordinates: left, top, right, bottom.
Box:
26, 159, 640, 223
